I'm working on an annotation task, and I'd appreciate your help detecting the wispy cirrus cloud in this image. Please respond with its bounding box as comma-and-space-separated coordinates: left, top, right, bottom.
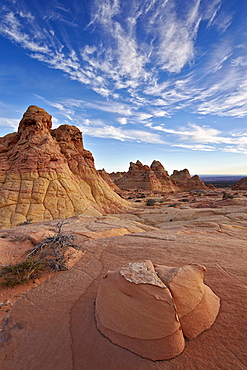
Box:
0, 117, 19, 130
78, 123, 165, 144
148, 122, 247, 153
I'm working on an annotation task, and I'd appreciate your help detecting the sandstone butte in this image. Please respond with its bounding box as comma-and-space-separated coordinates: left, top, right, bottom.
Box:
232, 177, 247, 190
0, 105, 129, 229
112, 160, 208, 192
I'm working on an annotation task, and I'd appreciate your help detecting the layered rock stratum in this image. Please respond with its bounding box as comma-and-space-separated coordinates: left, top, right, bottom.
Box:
170, 169, 208, 191
114, 160, 178, 191
232, 177, 247, 190
98, 168, 120, 191
113, 160, 208, 192
0, 106, 128, 229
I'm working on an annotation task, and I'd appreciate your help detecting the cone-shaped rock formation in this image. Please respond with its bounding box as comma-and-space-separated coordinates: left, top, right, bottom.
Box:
95, 261, 220, 361
98, 168, 120, 190
0, 106, 128, 229
113, 161, 208, 192
115, 160, 178, 192
170, 169, 208, 191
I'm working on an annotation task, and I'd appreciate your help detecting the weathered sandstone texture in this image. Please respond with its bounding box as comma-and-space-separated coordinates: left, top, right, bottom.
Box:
95, 260, 219, 360
113, 161, 208, 192
0, 106, 129, 229
155, 263, 220, 340
98, 168, 120, 191
0, 200, 246, 369
109, 171, 126, 182
115, 160, 177, 191
232, 177, 247, 190
170, 169, 208, 191
95, 261, 185, 361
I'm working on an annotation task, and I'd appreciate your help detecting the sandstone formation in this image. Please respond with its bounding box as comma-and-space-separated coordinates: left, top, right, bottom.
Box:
170, 169, 208, 191
155, 263, 220, 340
95, 261, 220, 360
114, 160, 177, 192
0, 106, 128, 229
232, 177, 247, 190
95, 261, 185, 361
112, 161, 208, 192
98, 168, 120, 190
0, 196, 246, 369
109, 171, 125, 182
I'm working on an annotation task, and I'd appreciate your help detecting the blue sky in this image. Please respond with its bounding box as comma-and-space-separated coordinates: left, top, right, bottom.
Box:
0, 0, 247, 175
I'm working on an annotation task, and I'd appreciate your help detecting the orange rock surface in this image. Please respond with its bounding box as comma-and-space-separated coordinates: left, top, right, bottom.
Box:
232, 177, 247, 190
0, 106, 129, 229
95, 261, 220, 360
115, 160, 177, 191
170, 169, 208, 191
98, 168, 120, 190
95, 261, 185, 360
155, 263, 220, 340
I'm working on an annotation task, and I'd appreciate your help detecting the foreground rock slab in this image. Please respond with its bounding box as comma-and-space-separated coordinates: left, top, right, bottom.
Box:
95, 261, 185, 361
0, 221, 246, 369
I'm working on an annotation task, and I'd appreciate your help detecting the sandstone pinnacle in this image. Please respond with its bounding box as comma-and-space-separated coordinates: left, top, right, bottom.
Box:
0, 106, 129, 229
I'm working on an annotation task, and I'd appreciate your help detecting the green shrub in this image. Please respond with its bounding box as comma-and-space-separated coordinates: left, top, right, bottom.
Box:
0, 258, 45, 287
0, 221, 81, 287
222, 192, 233, 199
146, 199, 156, 206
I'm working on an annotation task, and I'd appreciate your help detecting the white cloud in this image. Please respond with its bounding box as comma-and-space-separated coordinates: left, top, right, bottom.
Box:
78, 124, 165, 144
118, 117, 128, 125
0, 11, 50, 53
148, 121, 247, 154
152, 0, 202, 73
152, 109, 170, 118
231, 57, 247, 67
172, 143, 216, 151
0, 117, 19, 130
137, 113, 153, 121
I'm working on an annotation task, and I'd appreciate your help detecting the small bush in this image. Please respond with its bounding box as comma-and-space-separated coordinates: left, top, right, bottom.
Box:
0, 258, 45, 287
222, 192, 233, 200
146, 199, 156, 206
0, 221, 81, 287
18, 219, 33, 226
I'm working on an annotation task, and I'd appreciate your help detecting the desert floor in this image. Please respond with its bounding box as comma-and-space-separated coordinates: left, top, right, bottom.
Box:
0, 189, 246, 369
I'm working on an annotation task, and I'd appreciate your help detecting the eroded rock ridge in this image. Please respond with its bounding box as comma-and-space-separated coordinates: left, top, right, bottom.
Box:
111, 160, 208, 192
